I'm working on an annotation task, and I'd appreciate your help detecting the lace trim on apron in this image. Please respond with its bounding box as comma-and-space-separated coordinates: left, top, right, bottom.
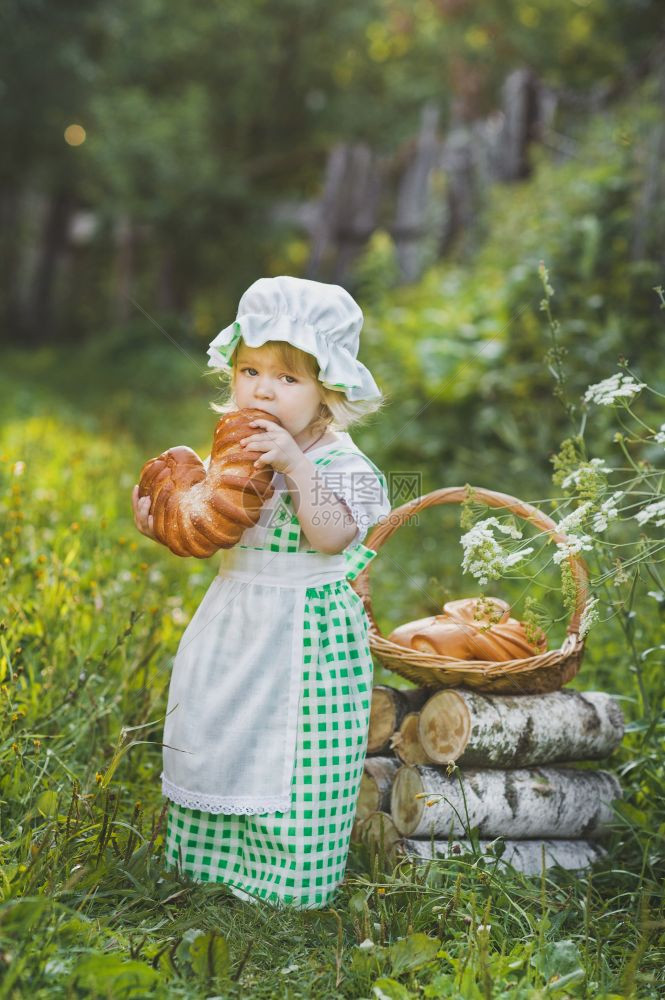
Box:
161, 775, 290, 814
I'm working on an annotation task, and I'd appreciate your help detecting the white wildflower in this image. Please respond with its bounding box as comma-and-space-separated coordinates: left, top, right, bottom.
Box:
149, 568, 164, 584
280, 964, 299, 975
170, 607, 188, 625
552, 534, 594, 565
555, 501, 592, 533
80, 504, 97, 520
504, 549, 534, 567
461, 518, 532, 586
583, 372, 646, 406
492, 518, 524, 539
468, 516, 524, 540
561, 458, 612, 490
591, 492, 624, 532
653, 424, 665, 445
358, 939, 375, 951
578, 596, 600, 639
634, 499, 665, 528
11, 461, 25, 477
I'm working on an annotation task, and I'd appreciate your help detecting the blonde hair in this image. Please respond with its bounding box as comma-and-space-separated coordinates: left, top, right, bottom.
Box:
206, 339, 388, 435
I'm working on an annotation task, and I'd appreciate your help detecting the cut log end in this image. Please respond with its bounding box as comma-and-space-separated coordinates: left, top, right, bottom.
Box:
356, 757, 401, 822
367, 685, 431, 755
393, 712, 433, 766
419, 690, 471, 764
391, 765, 426, 837
356, 772, 381, 820
352, 811, 401, 862
367, 686, 401, 754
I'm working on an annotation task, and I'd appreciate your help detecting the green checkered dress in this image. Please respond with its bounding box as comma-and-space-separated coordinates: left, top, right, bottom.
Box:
163, 446, 388, 909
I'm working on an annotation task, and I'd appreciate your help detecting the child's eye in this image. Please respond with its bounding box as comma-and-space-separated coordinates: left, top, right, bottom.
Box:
240, 367, 297, 384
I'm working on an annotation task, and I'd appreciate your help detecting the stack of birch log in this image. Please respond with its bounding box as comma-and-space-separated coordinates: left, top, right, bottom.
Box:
353, 684, 624, 875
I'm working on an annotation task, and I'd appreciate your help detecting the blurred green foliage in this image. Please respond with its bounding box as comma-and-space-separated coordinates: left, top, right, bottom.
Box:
2, 0, 664, 342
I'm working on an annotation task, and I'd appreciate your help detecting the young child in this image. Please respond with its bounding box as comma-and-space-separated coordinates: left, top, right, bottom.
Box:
132, 275, 391, 910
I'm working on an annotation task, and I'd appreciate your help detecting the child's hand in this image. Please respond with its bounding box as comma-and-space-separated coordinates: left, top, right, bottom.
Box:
239, 419, 309, 476
132, 484, 157, 540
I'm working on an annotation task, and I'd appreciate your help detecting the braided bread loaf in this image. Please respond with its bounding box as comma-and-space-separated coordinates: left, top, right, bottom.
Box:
138, 408, 281, 558
388, 597, 547, 661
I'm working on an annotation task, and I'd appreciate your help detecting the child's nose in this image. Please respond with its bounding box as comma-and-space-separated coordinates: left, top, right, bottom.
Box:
255, 378, 274, 395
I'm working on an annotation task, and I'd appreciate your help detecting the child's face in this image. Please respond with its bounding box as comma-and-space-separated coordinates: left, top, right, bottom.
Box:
234, 344, 322, 441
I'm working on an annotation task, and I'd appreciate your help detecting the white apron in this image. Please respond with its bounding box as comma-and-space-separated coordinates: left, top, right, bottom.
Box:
160, 548, 349, 814
160, 442, 387, 816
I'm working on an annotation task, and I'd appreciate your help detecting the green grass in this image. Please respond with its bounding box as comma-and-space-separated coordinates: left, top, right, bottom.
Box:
1, 360, 664, 999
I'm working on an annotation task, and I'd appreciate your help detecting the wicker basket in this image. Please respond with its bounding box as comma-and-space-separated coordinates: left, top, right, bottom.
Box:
350, 485, 590, 695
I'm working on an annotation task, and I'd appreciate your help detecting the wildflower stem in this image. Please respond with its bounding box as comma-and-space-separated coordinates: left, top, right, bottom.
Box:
538, 262, 577, 427
644, 561, 665, 592
621, 403, 657, 436
615, 433, 643, 477
625, 568, 650, 719
625, 361, 665, 400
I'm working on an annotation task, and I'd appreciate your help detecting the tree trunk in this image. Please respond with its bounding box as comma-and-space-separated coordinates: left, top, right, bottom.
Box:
438, 124, 479, 257
112, 213, 135, 325
492, 67, 542, 182
368, 685, 432, 755
398, 837, 606, 875
391, 764, 621, 839
418, 689, 624, 767
630, 62, 665, 262
391, 712, 433, 766
0, 190, 23, 339
392, 102, 442, 283
356, 757, 401, 822
306, 142, 384, 283
26, 187, 74, 342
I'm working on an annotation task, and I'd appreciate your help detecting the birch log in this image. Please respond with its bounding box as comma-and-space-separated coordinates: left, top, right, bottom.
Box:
391, 764, 621, 839
390, 712, 433, 766
368, 685, 432, 754
418, 689, 624, 767
352, 811, 401, 862
356, 757, 401, 822
397, 838, 606, 875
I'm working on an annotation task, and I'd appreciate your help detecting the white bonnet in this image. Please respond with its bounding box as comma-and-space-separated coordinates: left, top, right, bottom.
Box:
207, 275, 381, 402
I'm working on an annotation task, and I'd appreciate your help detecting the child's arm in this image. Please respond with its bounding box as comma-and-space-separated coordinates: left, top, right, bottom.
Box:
284, 457, 358, 555
239, 418, 368, 554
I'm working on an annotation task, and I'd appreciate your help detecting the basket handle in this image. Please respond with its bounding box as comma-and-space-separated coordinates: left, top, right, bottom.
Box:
353, 485, 590, 640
